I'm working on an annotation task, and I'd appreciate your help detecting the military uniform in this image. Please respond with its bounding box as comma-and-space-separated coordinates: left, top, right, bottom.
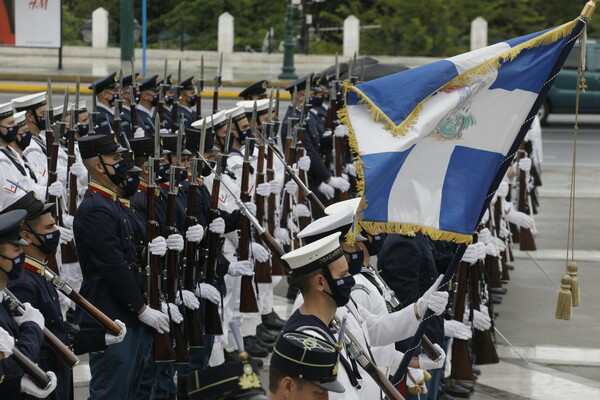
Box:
89, 73, 120, 136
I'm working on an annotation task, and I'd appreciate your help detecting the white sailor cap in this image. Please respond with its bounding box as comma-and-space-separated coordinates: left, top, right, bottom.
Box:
191, 110, 228, 131
53, 105, 64, 117
281, 232, 344, 275
297, 206, 354, 244
67, 101, 88, 112
236, 99, 270, 115
12, 92, 47, 112
225, 106, 246, 123
325, 198, 362, 216
14, 111, 27, 127
0, 102, 14, 120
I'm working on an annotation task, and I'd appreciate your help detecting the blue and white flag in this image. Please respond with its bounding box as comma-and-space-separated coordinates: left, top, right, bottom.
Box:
342, 19, 584, 243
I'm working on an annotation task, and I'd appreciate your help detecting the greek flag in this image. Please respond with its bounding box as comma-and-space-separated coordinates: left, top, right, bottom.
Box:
342, 19, 584, 243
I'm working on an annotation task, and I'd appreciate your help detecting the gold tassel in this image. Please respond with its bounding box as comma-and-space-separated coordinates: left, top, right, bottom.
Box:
567, 261, 580, 307
555, 274, 573, 320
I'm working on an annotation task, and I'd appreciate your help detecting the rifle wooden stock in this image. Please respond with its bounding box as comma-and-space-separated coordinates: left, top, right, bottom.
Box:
196, 93, 202, 120
171, 104, 178, 133
165, 186, 190, 363
266, 144, 286, 276
239, 155, 259, 313
61, 127, 79, 264
450, 262, 476, 381
11, 348, 52, 389
493, 201, 510, 281
469, 261, 499, 365
43, 327, 80, 367
253, 141, 272, 284
517, 143, 536, 251
295, 129, 311, 230
485, 254, 503, 289
45, 128, 60, 274
183, 179, 205, 348
146, 179, 177, 362
212, 91, 219, 114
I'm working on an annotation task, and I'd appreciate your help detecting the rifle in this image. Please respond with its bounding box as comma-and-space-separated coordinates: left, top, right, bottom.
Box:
252, 118, 272, 284
516, 142, 536, 251
485, 206, 503, 289
196, 55, 204, 120
146, 117, 177, 362
89, 83, 97, 135
294, 107, 312, 230
331, 315, 405, 400
165, 162, 190, 363
60, 106, 79, 265
493, 199, 511, 281
172, 60, 181, 133
3, 288, 80, 368
212, 53, 223, 114
129, 79, 138, 132
183, 156, 205, 348
329, 64, 348, 202
469, 255, 499, 365
239, 138, 259, 313
158, 60, 167, 124
279, 124, 298, 252
11, 347, 53, 389
44, 120, 62, 275
283, 87, 298, 158
449, 261, 476, 381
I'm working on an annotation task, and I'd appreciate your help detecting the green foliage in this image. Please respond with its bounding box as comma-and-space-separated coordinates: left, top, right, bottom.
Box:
62, 5, 86, 45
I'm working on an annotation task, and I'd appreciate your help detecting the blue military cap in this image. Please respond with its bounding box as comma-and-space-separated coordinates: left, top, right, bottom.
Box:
78, 134, 128, 159
89, 72, 119, 92
271, 331, 345, 393
122, 151, 142, 173
129, 137, 156, 159
161, 133, 192, 156
285, 73, 314, 94
238, 80, 268, 100
185, 127, 217, 154
180, 76, 194, 91
122, 73, 139, 88
187, 358, 265, 400
1, 191, 53, 221
0, 209, 29, 246
139, 75, 159, 92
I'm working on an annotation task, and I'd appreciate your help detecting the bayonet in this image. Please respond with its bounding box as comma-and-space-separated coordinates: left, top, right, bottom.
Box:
267, 90, 274, 124
335, 53, 340, 81
46, 77, 53, 121
176, 116, 184, 167
154, 114, 161, 160
251, 101, 258, 131
163, 60, 168, 86
74, 76, 80, 116
59, 88, 70, 138
290, 86, 298, 119
89, 83, 96, 135
199, 54, 205, 93
360, 57, 365, 82
131, 58, 135, 84
216, 52, 223, 90
199, 118, 207, 159
223, 114, 233, 155
177, 60, 182, 91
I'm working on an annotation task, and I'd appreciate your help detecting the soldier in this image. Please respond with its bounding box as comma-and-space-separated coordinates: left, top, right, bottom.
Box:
120, 73, 139, 138
268, 331, 345, 399
238, 80, 269, 101
74, 133, 170, 400
135, 75, 159, 137
0, 209, 57, 398
161, 75, 175, 130
176, 77, 198, 130
89, 72, 120, 135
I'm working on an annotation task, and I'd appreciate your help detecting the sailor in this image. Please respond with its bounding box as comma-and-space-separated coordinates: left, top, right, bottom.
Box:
88, 72, 120, 135
238, 80, 269, 101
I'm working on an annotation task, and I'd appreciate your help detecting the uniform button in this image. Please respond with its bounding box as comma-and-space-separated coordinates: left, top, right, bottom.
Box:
51, 320, 55, 323
52, 296, 56, 301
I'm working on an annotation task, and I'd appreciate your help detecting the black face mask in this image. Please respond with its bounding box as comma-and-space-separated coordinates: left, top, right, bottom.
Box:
366, 234, 385, 257
121, 174, 140, 197
151, 95, 159, 107
345, 250, 364, 275
188, 95, 197, 107
165, 95, 175, 106
0, 125, 18, 143
322, 265, 355, 307
100, 157, 128, 186
34, 114, 46, 131
0, 253, 24, 281
157, 163, 171, 183
200, 161, 216, 177
310, 96, 324, 107
16, 131, 32, 151
107, 93, 119, 107
29, 227, 61, 255
78, 124, 89, 137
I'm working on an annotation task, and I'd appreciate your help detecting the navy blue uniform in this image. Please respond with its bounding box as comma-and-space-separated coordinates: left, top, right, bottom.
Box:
176, 104, 197, 131
93, 104, 115, 135
162, 105, 173, 131
120, 105, 133, 139
0, 298, 44, 398
135, 105, 156, 137
8, 257, 73, 400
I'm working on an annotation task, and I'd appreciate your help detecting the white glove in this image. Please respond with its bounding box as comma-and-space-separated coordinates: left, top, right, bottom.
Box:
175, 289, 200, 310
56, 166, 67, 183
495, 181, 509, 198
48, 181, 64, 198
287, 218, 300, 234
318, 182, 335, 200
166, 234, 184, 252
418, 343, 446, 370
133, 127, 145, 138
14, 303, 45, 330
58, 226, 73, 245
61, 214, 74, 229
345, 163, 357, 177
149, 236, 167, 256
478, 228, 492, 245
416, 276, 448, 317
250, 242, 270, 263
138, 306, 170, 333
228, 260, 254, 277
69, 161, 87, 177
475, 241, 487, 261
322, 129, 333, 138
185, 224, 205, 243
461, 244, 478, 265
444, 320, 472, 340
161, 302, 184, 324
506, 210, 534, 229
298, 155, 311, 171
498, 224, 510, 239
256, 182, 272, 197
494, 237, 506, 252
0, 326, 14, 358
485, 242, 498, 257
472, 309, 492, 331
293, 203, 311, 218
519, 157, 532, 172
21, 370, 57, 397
480, 209, 490, 225
274, 227, 291, 246
160, 128, 170, 134
334, 124, 349, 137
105, 320, 127, 346
195, 283, 221, 305
269, 179, 281, 194
244, 202, 257, 217
208, 217, 226, 235
284, 180, 298, 195
407, 368, 428, 394
328, 176, 350, 192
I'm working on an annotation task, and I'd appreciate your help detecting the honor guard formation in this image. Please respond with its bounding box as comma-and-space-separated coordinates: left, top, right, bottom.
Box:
0, 64, 542, 400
